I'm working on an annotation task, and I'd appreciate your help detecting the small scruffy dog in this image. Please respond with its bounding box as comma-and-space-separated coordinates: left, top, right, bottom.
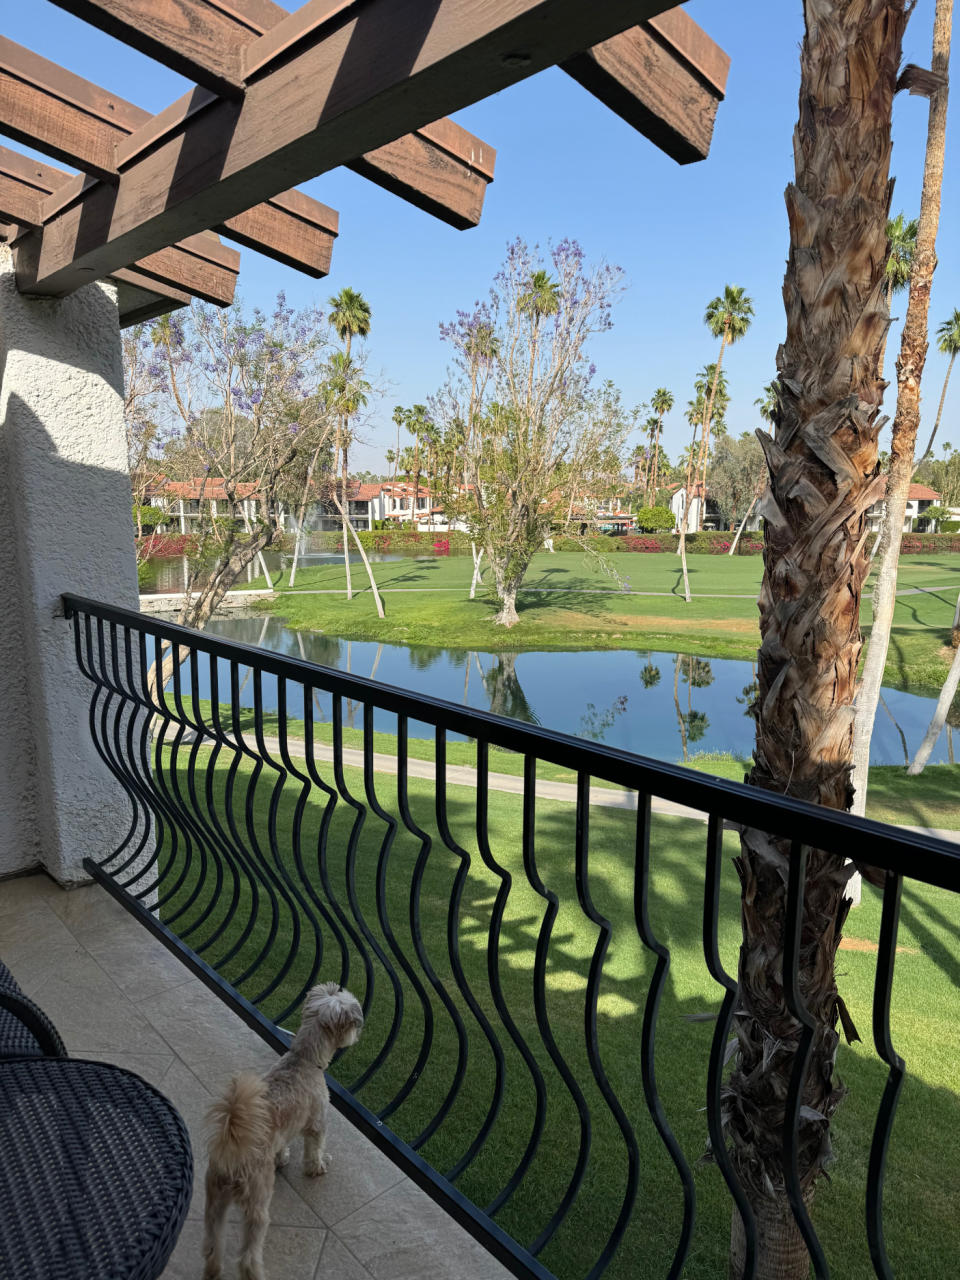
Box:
202, 982, 364, 1280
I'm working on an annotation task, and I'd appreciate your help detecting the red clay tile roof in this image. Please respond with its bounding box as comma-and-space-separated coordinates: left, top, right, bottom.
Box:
150, 477, 262, 500
908, 484, 940, 500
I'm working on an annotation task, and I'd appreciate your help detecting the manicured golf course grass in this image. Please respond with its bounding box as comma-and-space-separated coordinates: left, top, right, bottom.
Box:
245, 551, 960, 695
157, 740, 960, 1280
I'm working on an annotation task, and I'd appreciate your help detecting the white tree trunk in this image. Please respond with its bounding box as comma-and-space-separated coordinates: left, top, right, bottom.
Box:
241, 507, 275, 589
908, 640, 960, 774
331, 492, 385, 619
469, 542, 485, 599
728, 492, 759, 556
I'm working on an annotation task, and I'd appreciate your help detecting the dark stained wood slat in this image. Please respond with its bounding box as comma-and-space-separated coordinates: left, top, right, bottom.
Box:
0, 143, 238, 306
113, 267, 191, 327
48, 0, 248, 97
0, 37, 337, 276
18, 0, 668, 296
561, 12, 730, 165
50, 0, 495, 230
0, 35, 127, 180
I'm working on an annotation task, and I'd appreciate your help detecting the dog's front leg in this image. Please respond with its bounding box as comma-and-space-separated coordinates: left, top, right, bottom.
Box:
302, 1116, 329, 1176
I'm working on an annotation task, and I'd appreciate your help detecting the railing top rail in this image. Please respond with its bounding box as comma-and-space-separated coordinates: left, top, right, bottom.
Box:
62, 593, 960, 893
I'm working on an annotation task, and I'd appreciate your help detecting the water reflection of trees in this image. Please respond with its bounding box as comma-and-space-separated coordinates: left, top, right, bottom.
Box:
479, 653, 539, 724
578, 695, 629, 741
673, 654, 714, 761
639, 660, 661, 689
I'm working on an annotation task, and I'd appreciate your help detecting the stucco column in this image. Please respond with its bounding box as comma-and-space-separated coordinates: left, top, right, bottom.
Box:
0, 247, 139, 885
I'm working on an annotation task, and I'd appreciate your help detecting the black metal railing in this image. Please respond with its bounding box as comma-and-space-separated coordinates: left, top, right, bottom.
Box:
62, 594, 960, 1280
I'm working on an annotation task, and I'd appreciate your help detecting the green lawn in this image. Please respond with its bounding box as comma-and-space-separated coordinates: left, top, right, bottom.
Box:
244, 551, 960, 695
157, 743, 960, 1279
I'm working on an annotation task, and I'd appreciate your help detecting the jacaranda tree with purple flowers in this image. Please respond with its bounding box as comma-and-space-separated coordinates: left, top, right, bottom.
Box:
435, 238, 630, 626
138, 295, 334, 634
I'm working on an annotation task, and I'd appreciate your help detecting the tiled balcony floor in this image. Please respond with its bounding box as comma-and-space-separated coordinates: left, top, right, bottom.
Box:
0, 871, 513, 1280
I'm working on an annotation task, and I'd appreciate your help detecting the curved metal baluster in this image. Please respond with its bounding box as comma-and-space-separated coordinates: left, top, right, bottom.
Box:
103, 622, 154, 884
116, 624, 166, 896
474, 745, 553, 1232
200, 657, 261, 964
229, 665, 298, 996
783, 841, 830, 1278
361, 705, 436, 1121
574, 773, 639, 1280
512, 753, 592, 1255
433, 728, 506, 1183
296, 691, 358, 992
866, 871, 905, 1279
132, 627, 175, 894
635, 795, 697, 1277
246, 675, 324, 1014
149, 632, 196, 910
483, 753, 547, 1214
94, 620, 151, 879
329, 695, 404, 1094
394, 715, 469, 1148
80, 617, 144, 877
703, 812, 756, 1278
153, 637, 232, 931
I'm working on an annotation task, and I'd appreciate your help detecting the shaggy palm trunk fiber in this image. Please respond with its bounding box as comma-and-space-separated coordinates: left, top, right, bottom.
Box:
729, 4, 909, 1277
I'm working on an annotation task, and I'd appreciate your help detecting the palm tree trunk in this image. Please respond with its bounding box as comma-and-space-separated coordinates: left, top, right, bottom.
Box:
851, 0, 952, 816
651, 413, 664, 502
915, 350, 957, 469
907, 636, 960, 774
732, 4, 908, 1276
340, 421, 353, 601
695, 335, 728, 531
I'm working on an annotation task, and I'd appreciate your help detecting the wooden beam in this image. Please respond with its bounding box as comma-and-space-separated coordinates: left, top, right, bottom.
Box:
112, 268, 190, 327
0, 36, 337, 275
45, 1, 495, 230
18, 0, 667, 297
561, 11, 730, 164
46, 0, 251, 98
0, 144, 239, 305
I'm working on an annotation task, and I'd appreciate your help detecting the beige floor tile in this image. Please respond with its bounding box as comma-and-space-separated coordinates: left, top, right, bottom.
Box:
0, 871, 61, 919
43, 879, 134, 940
24, 951, 171, 1056
279, 1110, 406, 1228
0, 901, 84, 981
316, 1232, 374, 1279
86, 929, 198, 1003
162, 1215, 327, 1280
137, 977, 277, 1069
333, 1179, 514, 1280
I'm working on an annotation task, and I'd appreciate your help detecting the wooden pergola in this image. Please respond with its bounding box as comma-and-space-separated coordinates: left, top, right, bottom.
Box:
0, 1, 729, 324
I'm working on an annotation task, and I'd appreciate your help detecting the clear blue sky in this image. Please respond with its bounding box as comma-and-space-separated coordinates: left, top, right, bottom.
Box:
8, 2, 959, 472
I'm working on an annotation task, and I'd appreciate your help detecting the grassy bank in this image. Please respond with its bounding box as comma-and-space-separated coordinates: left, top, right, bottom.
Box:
244, 551, 960, 694
158, 743, 960, 1279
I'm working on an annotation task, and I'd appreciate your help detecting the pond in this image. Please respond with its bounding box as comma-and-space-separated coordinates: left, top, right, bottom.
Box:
193, 616, 951, 768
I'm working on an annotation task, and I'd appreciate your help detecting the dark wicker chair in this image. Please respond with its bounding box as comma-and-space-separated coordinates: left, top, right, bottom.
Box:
0, 961, 67, 1059
0, 963, 194, 1278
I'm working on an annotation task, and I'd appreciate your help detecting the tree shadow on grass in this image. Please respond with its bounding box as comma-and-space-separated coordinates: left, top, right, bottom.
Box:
151, 748, 960, 1280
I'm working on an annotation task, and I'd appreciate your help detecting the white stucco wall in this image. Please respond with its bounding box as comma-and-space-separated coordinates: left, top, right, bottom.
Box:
0, 247, 139, 884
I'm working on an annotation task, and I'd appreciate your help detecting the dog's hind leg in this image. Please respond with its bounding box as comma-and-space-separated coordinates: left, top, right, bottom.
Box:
201, 1177, 230, 1280
237, 1166, 274, 1280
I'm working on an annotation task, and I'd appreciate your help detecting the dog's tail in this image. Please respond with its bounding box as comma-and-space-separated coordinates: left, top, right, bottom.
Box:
206, 1072, 273, 1178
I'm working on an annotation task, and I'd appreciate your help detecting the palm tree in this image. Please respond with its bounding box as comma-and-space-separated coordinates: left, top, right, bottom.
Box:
916, 308, 960, 467
327, 288, 371, 599
729, 4, 909, 1275
851, 0, 953, 820
695, 285, 753, 529
327, 286, 371, 363
754, 380, 779, 426
884, 211, 919, 309
518, 269, 560, 401
649, 387, 674, 505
